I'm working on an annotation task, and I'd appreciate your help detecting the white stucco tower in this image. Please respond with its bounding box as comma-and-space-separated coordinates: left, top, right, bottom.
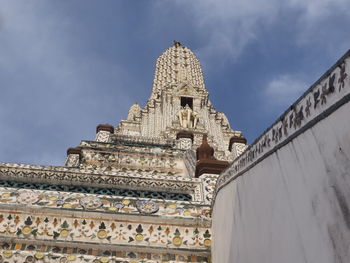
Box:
116, 41, 247, 161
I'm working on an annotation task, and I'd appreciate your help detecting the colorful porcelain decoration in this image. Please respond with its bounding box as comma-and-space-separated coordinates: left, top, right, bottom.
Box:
136, 200, 159, 214
17, 191, 39, 205
80, 196, 102, 209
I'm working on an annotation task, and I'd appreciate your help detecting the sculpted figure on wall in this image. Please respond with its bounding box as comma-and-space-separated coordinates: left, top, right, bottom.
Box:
127, 103, 141, 121
178, 104, 199, 129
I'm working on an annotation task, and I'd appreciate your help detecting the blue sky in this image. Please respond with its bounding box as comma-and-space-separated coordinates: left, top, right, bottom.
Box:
1, 0, 349, 166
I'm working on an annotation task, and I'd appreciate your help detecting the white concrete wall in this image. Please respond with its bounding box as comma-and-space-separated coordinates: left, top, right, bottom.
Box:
213, 100, 350, 263
212, 52, 350, 263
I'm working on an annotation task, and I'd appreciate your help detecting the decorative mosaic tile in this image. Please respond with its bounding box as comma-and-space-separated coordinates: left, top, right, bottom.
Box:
0, 163, 204, 201
0, 243, 209, 263
0, 187, 211, 220
0, 212, 212, 250
0, 181, 192, 201
0, 249, 209, 263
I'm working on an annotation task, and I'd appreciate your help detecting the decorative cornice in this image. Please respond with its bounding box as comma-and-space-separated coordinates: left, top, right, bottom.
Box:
79, 140, 184, 156
0, 162, 204, 201
112, 134, 176, 148
0, 187, 211, 222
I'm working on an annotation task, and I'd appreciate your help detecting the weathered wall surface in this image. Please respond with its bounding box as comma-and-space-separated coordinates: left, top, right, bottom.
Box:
212, 50, 350, 263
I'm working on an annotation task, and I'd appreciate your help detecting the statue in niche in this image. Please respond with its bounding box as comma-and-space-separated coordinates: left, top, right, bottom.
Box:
177, 104, 199, 129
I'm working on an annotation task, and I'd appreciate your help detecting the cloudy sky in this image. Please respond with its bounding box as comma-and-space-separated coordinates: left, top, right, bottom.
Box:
1, 0, 349, 166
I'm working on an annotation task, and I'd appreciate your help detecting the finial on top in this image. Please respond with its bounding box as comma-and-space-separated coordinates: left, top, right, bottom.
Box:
173, 40, 181, 48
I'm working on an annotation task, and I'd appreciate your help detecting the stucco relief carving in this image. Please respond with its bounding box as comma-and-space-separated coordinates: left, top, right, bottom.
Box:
16, 190, 40, 205
65, 154, 79, 167
112, 44, 245, 159
0, 162, 204, 202
178, 138, 192, 150
95, 130, 111, 142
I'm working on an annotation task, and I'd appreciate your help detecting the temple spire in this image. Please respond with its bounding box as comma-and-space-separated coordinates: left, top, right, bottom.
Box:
151, 42, 206, 99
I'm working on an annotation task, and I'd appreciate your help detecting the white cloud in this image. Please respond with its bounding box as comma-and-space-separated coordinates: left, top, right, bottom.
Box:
264, 74, 307, 110
287, 0, 348, 19
160, 0, 350, 64
181, 0, 280, 61
287, 0, 350, 51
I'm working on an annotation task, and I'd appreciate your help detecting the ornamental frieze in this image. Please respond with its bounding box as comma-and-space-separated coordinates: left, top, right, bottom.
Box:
80, 150, 181, 173
0, 187, 211, 220
80, 141, 184, 155
0, 163, 203, 201
0, 212, 212, 250
0, 243, 210, 263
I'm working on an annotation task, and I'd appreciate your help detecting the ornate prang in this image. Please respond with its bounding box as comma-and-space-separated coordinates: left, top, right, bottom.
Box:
113, 42, 245, 159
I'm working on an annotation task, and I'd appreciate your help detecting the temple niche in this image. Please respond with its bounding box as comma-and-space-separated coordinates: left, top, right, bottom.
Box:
0, 42, 247, 263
